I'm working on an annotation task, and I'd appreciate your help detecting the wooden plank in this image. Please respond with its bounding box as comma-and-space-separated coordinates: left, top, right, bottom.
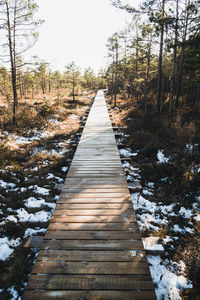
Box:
48, 222, 139, 231
53, 209, 133, 216
57, 198, 131, 204
40, 240, 144, 250
62, 186, 128, 189
63, 180, 127, 185
50, 215, 136, 223
61, 188, 128, 193
25, 274, 155, 290
23, 290, 156, 300
59, 193, 131, 198
37, 249, 147, 262
55, 203, 132, 209
63, 174, 125, 177
32, 261, 150, 275
44, 230, 141, 240
69, 167, 123, 170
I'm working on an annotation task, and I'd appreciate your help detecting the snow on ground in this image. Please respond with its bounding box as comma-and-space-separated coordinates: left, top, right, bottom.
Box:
2, 129, 58, 149
130, 191, 194, 298
157, 149, 171, 163
123, 161, 141, 180
186, 143, 198, 153
119, 148, 133, 157
46, 173, 64, 182
179, 206, 193, 218
148, 255, 192, 300
16, 208, 51, 223
131, 193, 196, 234
0, 180, 15, 189
68, 114, 79, 119
7, 287, 19, 300
0, 237, 20, 261
28, 185, 50, 195
24, 197, 56, 209
142, 236, 164, 251
31, 148, 69, 157
24, 228, 47, 238
194, 214, 200, 221
61, 166, 68, 172
172, 224, 194, 234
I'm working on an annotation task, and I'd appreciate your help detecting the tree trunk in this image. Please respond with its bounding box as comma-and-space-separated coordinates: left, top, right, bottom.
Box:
144, 32, 152, 114
156, 0, 165, 113
169, 0, 179, 114
72, 74, 75, 101
135, 22, 139, 102
175, 0, 190, 110
6, 0, 17, 124
48, 71, 51, 93
113, 42, 118, 108
194, 81, 200, 109
111, 54, 114, 101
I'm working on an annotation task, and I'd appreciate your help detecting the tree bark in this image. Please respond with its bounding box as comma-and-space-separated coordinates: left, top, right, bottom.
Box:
144, 32, 152, 114
169, 0, 179, 114
6, 0, 17, 124
156, 0, 165, 113
113, 41, 118, 108
175, 0, 190, 110
72, 72, 75, 101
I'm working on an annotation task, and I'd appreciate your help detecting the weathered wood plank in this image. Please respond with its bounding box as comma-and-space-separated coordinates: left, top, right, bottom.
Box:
59, 193, 131, 198
32, 261, 150, 275
40, 240, 144, 250
37, 249, 146, 262
57, 197, 132, 203
44, 230, 141, 240
50, 215, 136, 223
55, 203, 132, 209
25, 274, 155, 290
53, 209, 133, 216
48, 222, 139, 231
61, 188, 129, 193
23, 290, 157, 300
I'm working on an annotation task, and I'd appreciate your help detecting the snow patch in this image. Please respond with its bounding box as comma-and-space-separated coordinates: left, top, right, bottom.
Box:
179, 207, 193, 219
172, 224, 194, 234
143, 236, 164, 251
148, 255, 192, 300
28, 185, 50, 195
61, 166, 68, 172
157, 150, 170, 163
0, 237, 14, 261
0, 180, 15, 188
8, 287, 19, 300
0, 237, 20, 261
16, 208, 51, 223
194, 214, 200, 221
24, 228, 46, 238
24, 197, 55, 209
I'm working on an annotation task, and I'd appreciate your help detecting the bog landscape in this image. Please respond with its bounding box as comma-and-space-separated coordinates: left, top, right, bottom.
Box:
0, 0, 200, 299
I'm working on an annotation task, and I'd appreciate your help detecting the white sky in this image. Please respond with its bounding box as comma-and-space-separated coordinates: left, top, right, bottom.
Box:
26, 0, 132, 74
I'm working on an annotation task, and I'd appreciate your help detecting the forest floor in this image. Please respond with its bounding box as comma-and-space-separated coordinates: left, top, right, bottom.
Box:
0, 90, 95, 299
107, 94, 200, 300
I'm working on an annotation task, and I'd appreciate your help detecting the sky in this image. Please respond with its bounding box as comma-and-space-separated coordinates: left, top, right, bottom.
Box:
26, 0, 132, 74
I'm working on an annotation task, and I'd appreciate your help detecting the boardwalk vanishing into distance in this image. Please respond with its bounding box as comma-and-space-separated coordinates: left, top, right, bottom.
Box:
23, 90, 156, 299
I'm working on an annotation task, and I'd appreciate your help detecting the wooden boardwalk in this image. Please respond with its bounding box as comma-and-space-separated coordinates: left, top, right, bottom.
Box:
23, 91, 156, 300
